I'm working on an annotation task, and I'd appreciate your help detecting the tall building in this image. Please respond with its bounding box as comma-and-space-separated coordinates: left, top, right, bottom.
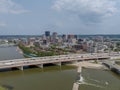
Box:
74, 35, 78, 40
45, 31, 50, 37
52, 32, 57, 38
67, 34, 74, 39
62, 34, 67, 42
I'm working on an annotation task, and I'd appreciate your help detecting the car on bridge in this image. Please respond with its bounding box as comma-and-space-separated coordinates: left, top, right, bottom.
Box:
4, 62, 15, 65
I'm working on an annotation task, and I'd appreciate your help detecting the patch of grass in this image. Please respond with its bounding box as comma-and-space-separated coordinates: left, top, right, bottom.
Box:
0, 86, 6, 90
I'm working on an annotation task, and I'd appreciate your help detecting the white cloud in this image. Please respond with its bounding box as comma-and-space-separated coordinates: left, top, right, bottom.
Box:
53, 0, 119, 23
0, 22, 7, 27
0, 0, 29, 14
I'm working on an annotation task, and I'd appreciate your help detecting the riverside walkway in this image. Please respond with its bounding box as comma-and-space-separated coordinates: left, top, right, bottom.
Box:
0, 53, 110, 71
103, 60, 120, 74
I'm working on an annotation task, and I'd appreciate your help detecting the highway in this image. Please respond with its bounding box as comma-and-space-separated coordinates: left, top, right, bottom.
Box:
0, 53, 110, 70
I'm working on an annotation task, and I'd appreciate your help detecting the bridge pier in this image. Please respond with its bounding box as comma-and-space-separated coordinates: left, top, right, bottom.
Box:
36, 64, 43, 68
17, 66, 23, 71
109, 66, 112, 70
72, 61, 78, 64
54, 62, 61, 66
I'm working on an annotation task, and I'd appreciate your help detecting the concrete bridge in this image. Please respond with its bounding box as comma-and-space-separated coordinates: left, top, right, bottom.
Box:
102, 60, 120, 75
0, 54, 110, 71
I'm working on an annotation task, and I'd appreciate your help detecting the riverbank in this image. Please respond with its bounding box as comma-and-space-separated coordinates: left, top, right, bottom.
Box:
16, 46, 23, 54
70, 61, 104, 73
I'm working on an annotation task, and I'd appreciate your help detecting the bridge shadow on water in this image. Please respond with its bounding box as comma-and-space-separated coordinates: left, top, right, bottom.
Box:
0, 68, 14, 72
0, 62, 75, 72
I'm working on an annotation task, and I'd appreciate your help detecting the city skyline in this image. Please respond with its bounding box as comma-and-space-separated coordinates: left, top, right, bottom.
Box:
0, 0, 120, 35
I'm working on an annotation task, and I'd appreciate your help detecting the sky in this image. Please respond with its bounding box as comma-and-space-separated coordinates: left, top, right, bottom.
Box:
0, 0, 120, 35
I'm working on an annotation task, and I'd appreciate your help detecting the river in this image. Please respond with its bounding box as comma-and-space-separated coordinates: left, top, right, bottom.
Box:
0, 46, 24, 60
0, 47, 120, 90
79, 68, 120, 90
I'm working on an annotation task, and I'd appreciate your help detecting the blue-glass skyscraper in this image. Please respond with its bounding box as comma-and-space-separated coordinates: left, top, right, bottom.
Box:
45, 31, 50, 37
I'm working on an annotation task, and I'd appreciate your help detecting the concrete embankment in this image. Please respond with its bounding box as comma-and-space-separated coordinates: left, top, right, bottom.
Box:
72, 83, 79, 90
